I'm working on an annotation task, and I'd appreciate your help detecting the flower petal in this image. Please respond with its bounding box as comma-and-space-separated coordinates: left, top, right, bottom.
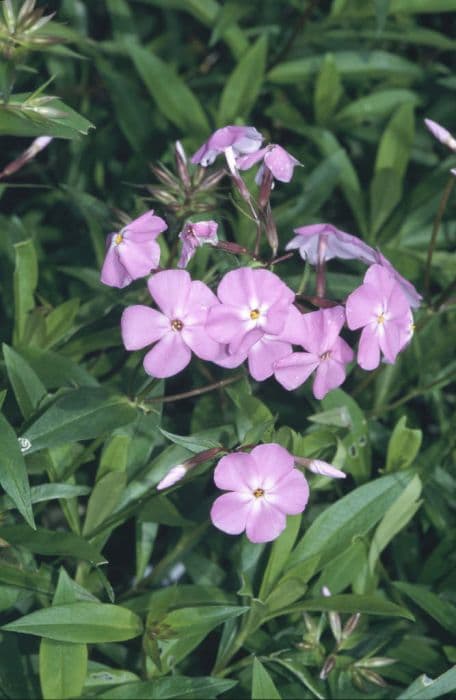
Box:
100, 245, 131, 288
182, 324, 221, 360
121, 306, 169, 349
274, 352, 319, 390
345, 283, 379, 330
379, 321, 401, 364
211, 492, 252, 535
357, 325, 381, 370
213, 452, 257, 491
245, 499, 286, 543
124, 210, 167, 241
248, 338, 292, 381
250, 443, 294, 488
117, 240, 160, 279
206, 304, 248, 344
268, 469, 309, 515
313, 359, 346, 399
143, 332, 191, 378
148, 269, 192, 318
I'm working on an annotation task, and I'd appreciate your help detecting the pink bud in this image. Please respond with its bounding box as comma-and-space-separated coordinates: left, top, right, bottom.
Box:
424, 118, 456, 151
308, 459, 346, 479
156, 465, 186, 490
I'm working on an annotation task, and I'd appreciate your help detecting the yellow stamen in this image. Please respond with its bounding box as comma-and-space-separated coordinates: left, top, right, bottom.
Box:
250, 308, 260, 320
377, 313, 385, 325
171, 319, 184, 331
253, 488, 264, 499
320, 351, 331, 361
114, 233, 123, 245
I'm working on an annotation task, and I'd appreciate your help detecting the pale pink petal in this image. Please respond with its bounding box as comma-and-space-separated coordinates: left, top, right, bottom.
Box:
100, 244, 131, 288
124, 210, 167, 241
217, 267, 258, 307
230, 327, 264, 355
121, 306, 169, 349
378, 322, 401, 364
183, 280, 219, 323
117, 240, 160, 279
248, 338, 292, 381
277, 304, 306, 345
211, 492, 252, 535
357, 325, 381, 370
301, 306, 345, 354
274, 352, 319, 390
250, 444, 294, 488
264, 145, 300, 183
262, 300, 293, 336
148, 270, 192, 319
332, 336, 354, 364
182, 325, 221, 360
245, 499, 286, 543
236, 147, 268, 171
143, 332, 191, 378
178, 240, 194, 268
212, 345, 247, 369
213, 452, 257, 491
206, 304, 248, 344
267, 470, 309, 515
313, 359, 346, 399
346, 283, 379, 330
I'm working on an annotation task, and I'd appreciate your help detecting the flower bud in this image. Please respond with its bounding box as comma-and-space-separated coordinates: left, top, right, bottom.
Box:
319, 655, 336, 680
342, 612, 361, 638
308, 459, 346, 479
156, 465, 187, 491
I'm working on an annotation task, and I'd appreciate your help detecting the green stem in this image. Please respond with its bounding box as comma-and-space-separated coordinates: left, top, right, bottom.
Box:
424, 176, 455, 299
138, 372, 244, 405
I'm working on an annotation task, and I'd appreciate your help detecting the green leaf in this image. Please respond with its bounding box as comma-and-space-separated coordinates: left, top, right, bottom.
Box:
259, 514, 301, 600
0, 525, 106, 564
12, 239, 38, 346
0, 413, 35, 528
314, 53, 343, 125
39, 569, 88, 700
43, 299, 80, 349
98, 676, 237, 699
394, 582, 456, 635
335, 89, 419, 126
157, 605, 248, 637
20, 347, 98, 389
0, 483, 90, 511
159, 428, 221, 453
2, 344, 47, 419
0, 95, 94, 139
386, 416, 422, 471
398, 668, 456, 700
82, 471, 127, 536
369, 475, 422, 573
217, 35, 267, 125
3, 602, 143, 642
22, 387, 136, 452
128, 44, 209, 136
269, 593, 414, 621
375, 102, 415, 180
252, 658, 282, 700
286, 471, 413, 577
390, 0, 456, 13
0, 563, 52, 596
369, 168, 402, 237
268, 51, 422, 84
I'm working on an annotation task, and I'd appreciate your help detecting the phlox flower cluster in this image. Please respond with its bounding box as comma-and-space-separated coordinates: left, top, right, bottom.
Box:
98, 122, 423, 544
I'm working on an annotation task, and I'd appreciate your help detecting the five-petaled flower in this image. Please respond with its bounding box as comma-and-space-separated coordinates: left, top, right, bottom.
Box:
178, 220, 219, 268
346, 264, 412, 371
100, 210, 167, 288
191, 126, 263, 167
121, 269, 221, 377
206, 267, 295, 357
274, 306, 353, 399
211, 443, 309, 543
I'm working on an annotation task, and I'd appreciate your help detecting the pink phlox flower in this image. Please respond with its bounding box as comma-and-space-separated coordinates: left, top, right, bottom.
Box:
100, 210, 167, 288
346, 264, 412, 371
191, 126, 263, 167
274, 306, 353, 399
121, 269, 221, 378
424, 118, 456, 152
211, 443, 309, 543
178, 220, 219, 268
372, 251, 422, 309
236, 144, 301, 184
206, 267, 295, 356
286, 223, 377, 265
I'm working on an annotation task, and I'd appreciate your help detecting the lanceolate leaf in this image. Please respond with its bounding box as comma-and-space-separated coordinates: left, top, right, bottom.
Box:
218, 35, 267, 125
0, 525, 106, 564
0, 413, 35, 528
3, 602, 143, 642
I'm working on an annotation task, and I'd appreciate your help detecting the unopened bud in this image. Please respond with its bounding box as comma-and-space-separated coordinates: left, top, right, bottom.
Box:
342, 612, 361, 638
156, 465, 187, 491
319, 655, 336, 680
359, 669, 388, 688
297, 457, 346, 479
224, 146, 251, 203
175, 140, 191, 189
199, 168, 226, 191
264, 204, 278, 256
258, 167, 274, 208
150, 163, 179, 189
356, 657, 396, 669
0, 135, 52, 179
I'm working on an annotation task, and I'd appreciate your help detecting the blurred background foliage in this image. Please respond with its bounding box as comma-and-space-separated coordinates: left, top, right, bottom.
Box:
0, 0, 456, 698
